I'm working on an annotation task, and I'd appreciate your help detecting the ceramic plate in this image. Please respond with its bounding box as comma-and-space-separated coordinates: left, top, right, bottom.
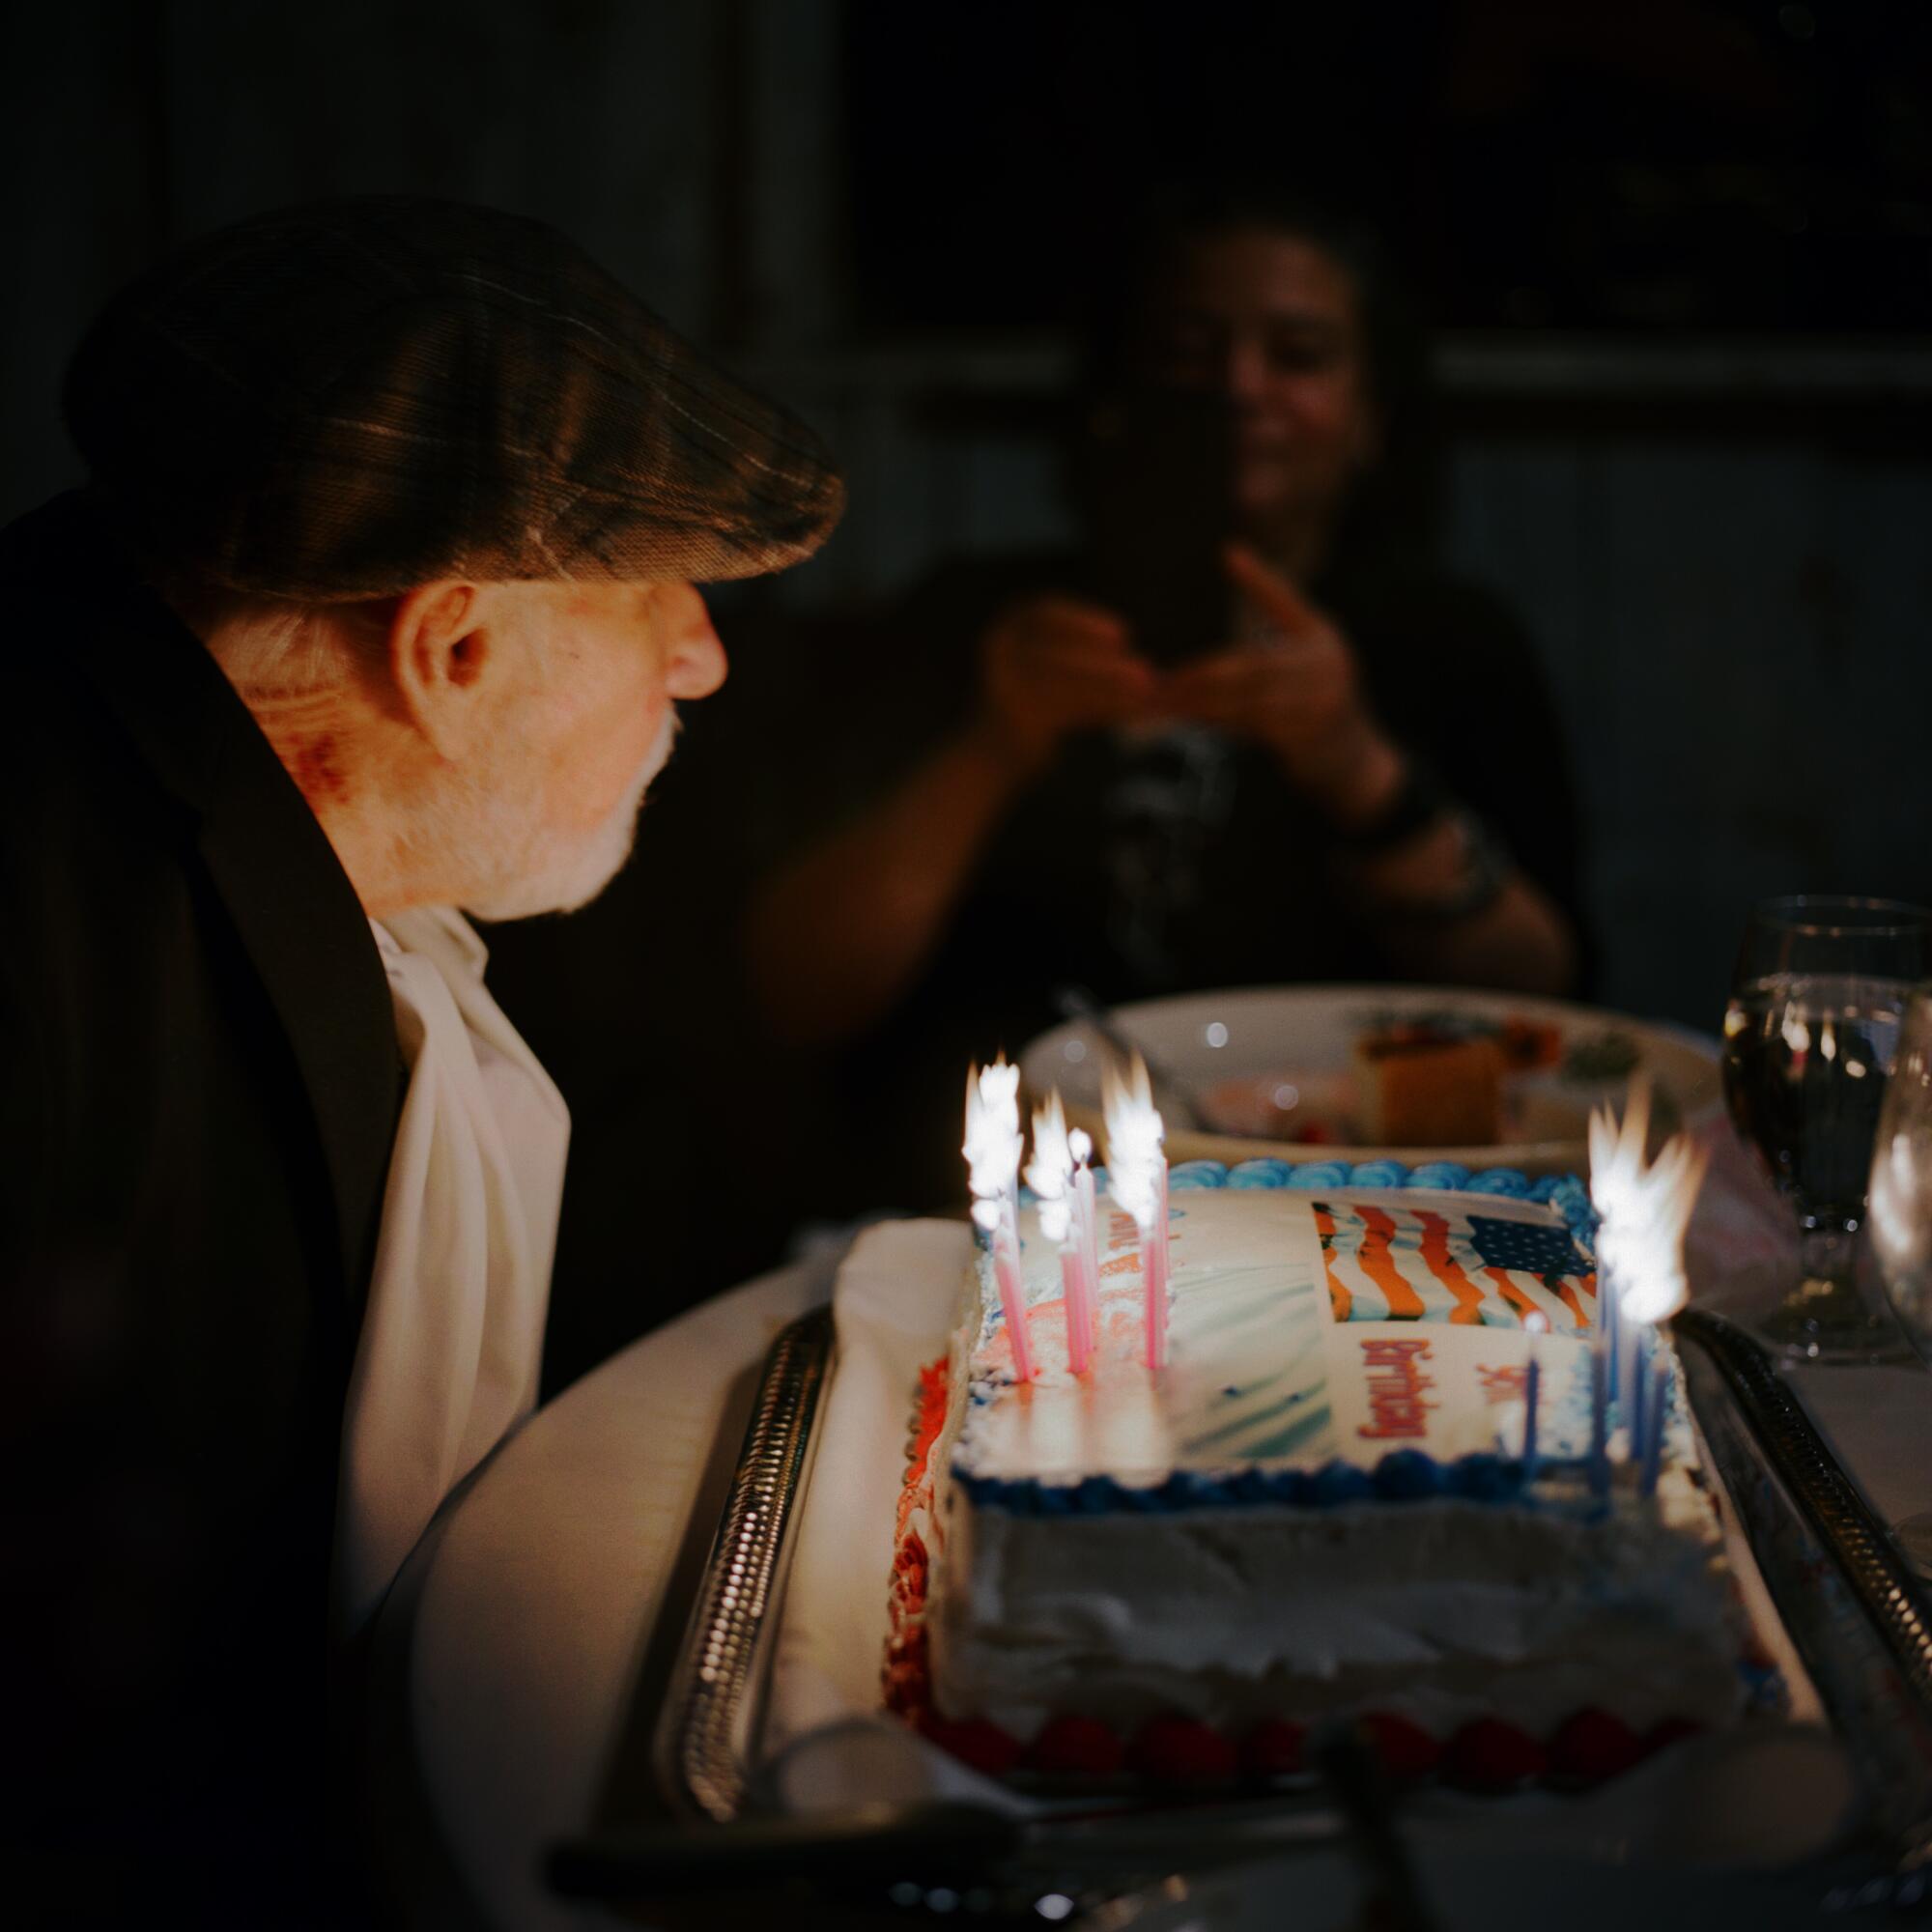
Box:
1019, 984, 1721, 1177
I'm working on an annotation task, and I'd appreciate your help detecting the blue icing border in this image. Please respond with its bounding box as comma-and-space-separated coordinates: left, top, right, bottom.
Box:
1405, 1160, 1471, 1190
957, 1449, 1604, 1516
1168, 1160, 1229, 1191
1283, 1160, 1350, 1188
1227, 1157, 1295, 1188
1465, 1166, 1531, 1197
1346, 1157, 1409, 1189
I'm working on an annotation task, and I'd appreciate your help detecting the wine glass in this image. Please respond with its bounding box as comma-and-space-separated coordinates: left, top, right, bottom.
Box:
1865, 982, 1932, 1573
1721, 895, 1932, 1362
1869, 984, 1932, 1361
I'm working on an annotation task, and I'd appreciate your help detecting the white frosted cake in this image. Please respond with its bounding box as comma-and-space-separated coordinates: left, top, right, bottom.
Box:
886, 1159, 1754, 1788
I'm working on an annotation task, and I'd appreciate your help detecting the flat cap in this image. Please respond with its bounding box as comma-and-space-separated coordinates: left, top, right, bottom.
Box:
63, 196, 844, 599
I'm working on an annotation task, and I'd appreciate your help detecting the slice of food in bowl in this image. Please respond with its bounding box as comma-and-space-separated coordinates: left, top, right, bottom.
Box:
1354, 1024, 1504, 1148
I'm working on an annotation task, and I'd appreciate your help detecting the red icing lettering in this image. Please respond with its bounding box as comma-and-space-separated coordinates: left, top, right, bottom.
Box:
1357, 1334, 1438, 1440
1476, 1363, 1528, 1404
1360, 1337, 1432, 1364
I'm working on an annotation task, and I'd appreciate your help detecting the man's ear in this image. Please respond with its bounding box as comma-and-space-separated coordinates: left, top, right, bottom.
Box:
388, 582, 491, 760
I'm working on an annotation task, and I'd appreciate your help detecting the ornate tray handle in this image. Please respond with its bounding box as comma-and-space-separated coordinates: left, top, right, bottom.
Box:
655, 1305, 836, 1822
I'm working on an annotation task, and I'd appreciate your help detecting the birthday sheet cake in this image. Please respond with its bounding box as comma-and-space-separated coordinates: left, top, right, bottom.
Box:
885, 1161, 1751, 1788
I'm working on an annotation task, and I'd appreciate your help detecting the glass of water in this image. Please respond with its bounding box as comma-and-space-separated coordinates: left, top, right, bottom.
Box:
1869, 982, 1932, 1366
1868, 984, 1932, 1575
1722, 895, 1932, 1362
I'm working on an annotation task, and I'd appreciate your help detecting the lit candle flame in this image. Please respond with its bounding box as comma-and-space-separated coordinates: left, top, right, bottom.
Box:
1587, 1074, 1708, 1325
964, 1058, 1024, 1219
1103, 1052, 1171, 1371
1101, 1052, 1166, 1233
1025, 1092, 1075, 1245
964, 1057, 1036, 1382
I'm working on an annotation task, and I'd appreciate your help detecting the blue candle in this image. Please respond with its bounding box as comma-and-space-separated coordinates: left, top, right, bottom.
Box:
1627, 1321, 1650, 1465
1600, 1261, 1621, 1406
1589, 1335, 1610, 1502
1639, 1353, 1669, 1498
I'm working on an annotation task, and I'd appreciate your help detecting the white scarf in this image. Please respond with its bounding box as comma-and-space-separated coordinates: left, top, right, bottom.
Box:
334, 906, 570, 1635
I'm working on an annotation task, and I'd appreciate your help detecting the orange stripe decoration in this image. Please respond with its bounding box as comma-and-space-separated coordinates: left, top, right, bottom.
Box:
1357, 1206, 1425, 1320
1573, 1268, 1600, 1334
1484, 1264, 1541, 1325
1313, 1201, 1350, 1322
1414, 1209, 1488, 1324
1552, 1274, 1587, 1332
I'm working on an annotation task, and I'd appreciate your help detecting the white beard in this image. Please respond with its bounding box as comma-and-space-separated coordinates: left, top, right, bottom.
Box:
461, 708, 678, 923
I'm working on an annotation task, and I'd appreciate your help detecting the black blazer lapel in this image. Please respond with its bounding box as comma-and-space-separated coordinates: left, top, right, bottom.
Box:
27, 497, 402, 1305
192, 758, 403, 1310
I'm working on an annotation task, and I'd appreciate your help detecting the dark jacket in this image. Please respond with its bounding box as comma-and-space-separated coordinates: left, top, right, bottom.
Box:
0, 494, 401, 1919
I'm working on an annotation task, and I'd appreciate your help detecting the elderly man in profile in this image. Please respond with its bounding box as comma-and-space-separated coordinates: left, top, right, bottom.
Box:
0, 197, 841, 1922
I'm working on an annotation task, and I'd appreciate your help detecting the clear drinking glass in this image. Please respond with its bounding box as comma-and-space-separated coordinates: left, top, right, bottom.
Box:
1869, 983, 1932, 1367
1866, 984, 1932, 1573
1721, 895, 1932, 1362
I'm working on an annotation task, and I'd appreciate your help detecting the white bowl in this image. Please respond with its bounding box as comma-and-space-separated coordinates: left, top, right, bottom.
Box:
1019, 984, 1721, 1178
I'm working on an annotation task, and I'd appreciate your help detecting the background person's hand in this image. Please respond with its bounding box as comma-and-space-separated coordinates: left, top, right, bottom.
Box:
1158, 541, 1403, 825
976, 594, 1158, 773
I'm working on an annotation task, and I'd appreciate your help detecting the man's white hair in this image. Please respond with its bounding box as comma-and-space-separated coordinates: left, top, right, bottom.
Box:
191, 582, 561, 700
186, 589, 388, 697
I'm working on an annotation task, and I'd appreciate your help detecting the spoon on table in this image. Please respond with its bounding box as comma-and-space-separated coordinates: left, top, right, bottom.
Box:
1052, 984, 1206, 1132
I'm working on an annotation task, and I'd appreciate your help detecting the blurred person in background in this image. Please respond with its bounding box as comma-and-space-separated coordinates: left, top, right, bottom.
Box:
739, 180, 1586, 1211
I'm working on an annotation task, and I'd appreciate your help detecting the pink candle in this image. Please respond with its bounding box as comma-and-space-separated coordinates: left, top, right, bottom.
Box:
995, 1191, 1036, 1383
1070, 1131, 1100, 1371
1027, 1095, 1098, 1377
1102, 1053, 1170, 1375
1058, 1249, 1089, 1375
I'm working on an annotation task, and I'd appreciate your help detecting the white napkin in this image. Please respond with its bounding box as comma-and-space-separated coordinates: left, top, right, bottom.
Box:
333, 906, 569, 1636
761, 1218, 1030, 1814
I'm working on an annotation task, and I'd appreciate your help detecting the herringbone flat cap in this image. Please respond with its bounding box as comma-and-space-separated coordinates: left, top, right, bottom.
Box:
64, 196, 844, 598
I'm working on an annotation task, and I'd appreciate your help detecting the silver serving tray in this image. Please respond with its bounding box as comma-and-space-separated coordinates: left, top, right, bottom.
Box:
654, 1297, 1932, 1867
654, 1303, 835, 1823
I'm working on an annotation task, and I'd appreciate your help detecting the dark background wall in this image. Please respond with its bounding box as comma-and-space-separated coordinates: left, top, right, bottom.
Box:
7, 0, 1930, 1029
